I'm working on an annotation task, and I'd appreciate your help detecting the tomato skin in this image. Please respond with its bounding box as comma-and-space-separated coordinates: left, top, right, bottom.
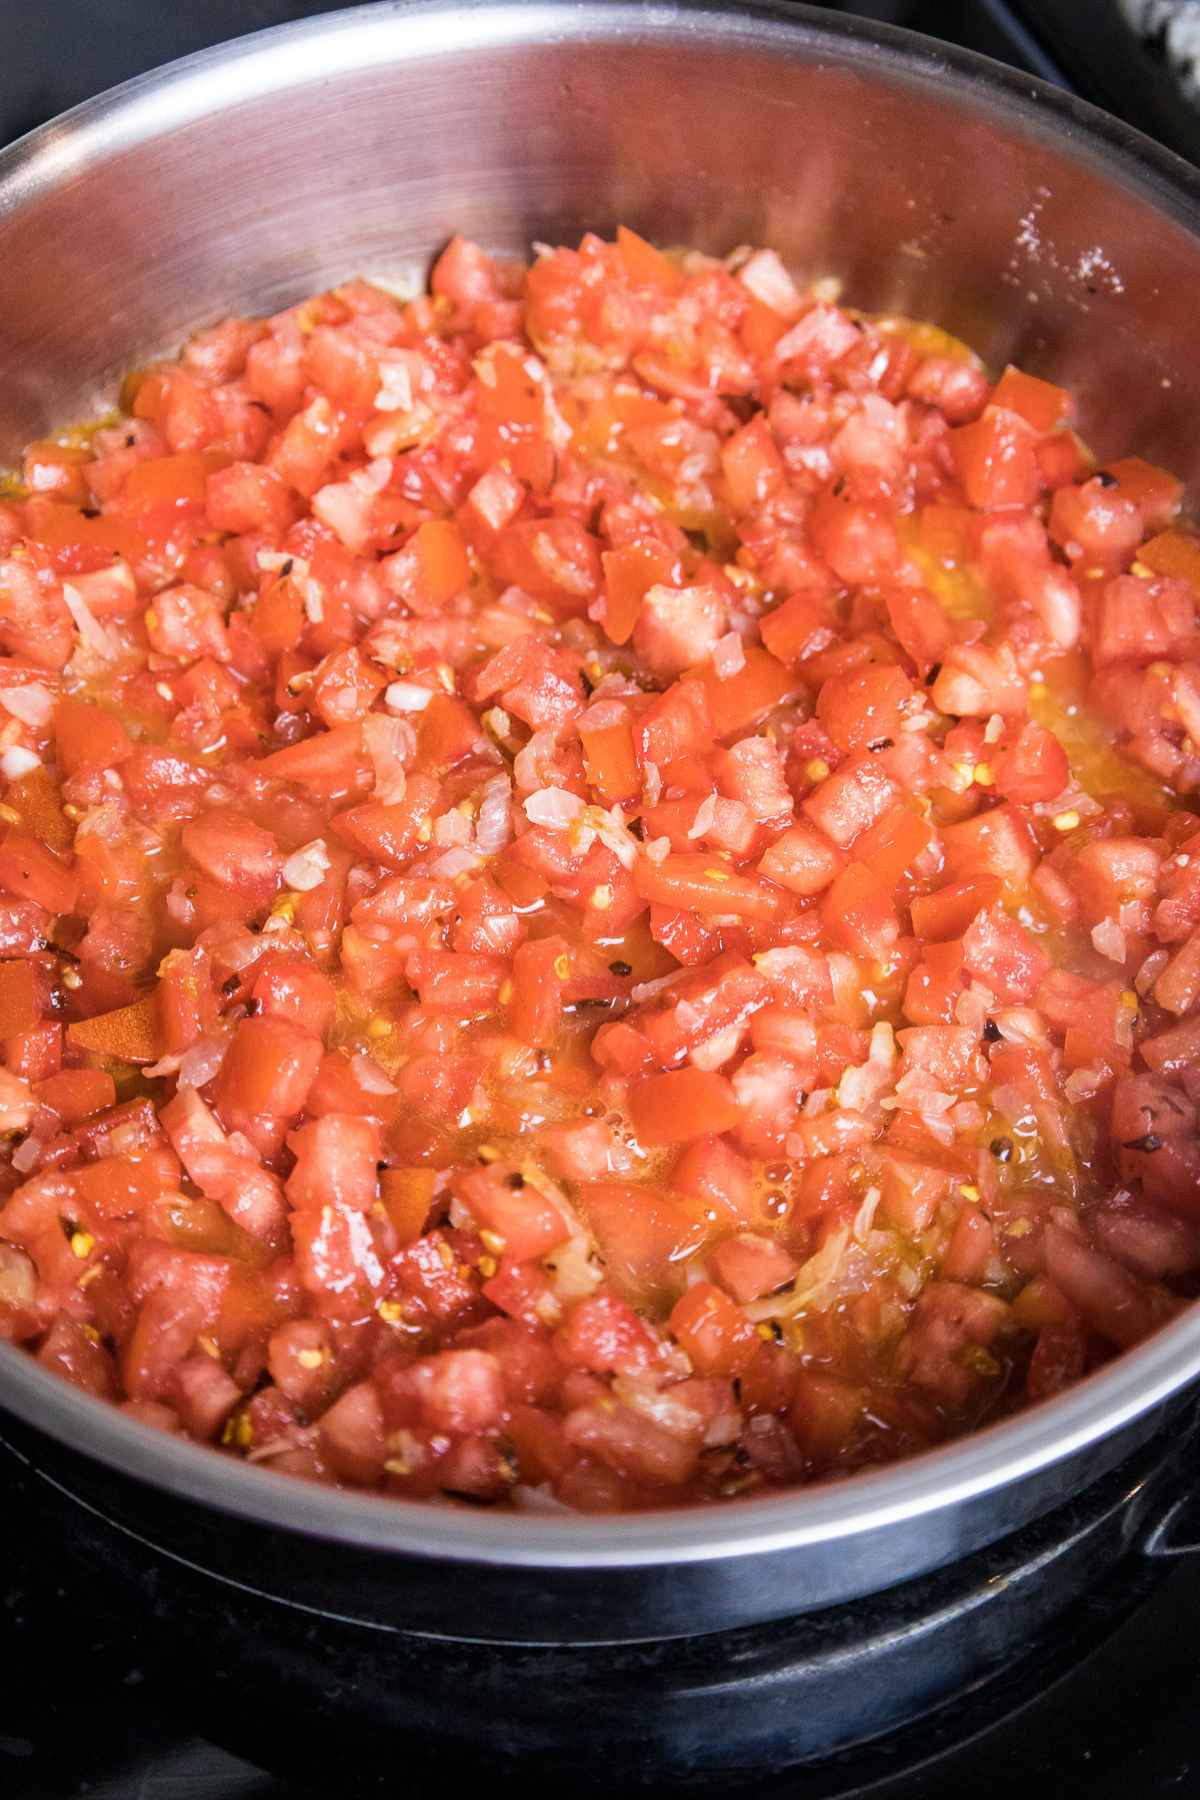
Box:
1103, 456, 1183, 530
634, 853, 791, 923
990, 366, 1073, 434
35, 1068, 116, 1125
911, 876, 1002, 942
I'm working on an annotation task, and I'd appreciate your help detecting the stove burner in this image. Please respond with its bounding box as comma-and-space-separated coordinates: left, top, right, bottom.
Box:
2, 1409, 1197, 1797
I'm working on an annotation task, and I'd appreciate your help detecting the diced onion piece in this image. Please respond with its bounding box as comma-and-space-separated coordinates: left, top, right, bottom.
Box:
385, 680, 435, 713
281, 838, 331, 892
476, 774, 513, 856
432, 809, 474, 848
178, 1036, 230, 1090
429, 846, 484, 880
0, 746, 40, 780
0, 685, 53, 728
711, 632, 746, 680
63, 582, 120, 659
687, 794, 718, 841
745, 1226, 851, 1321
1091, 918, 1127, 964
524, 787, 586, 829
349, 1054, 397, 1096
10, 1136, 43, 1175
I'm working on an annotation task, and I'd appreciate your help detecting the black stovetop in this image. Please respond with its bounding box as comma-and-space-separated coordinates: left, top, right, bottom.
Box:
4, 2, 1200, 1796
3, 1419, 1200, 1800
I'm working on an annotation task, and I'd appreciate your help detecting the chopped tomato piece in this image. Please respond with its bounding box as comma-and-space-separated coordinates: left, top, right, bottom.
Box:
628, 1069, 744, 1145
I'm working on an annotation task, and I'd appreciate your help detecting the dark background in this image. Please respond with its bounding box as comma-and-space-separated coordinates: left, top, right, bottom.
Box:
0, 1, 1069, 148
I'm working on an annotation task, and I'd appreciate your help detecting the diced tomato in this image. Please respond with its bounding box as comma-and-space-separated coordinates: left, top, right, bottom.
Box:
989, 366, 1073, 434
895, 1280, 1008, 1409
992, 720, 1069, 804
949, 407, 1041, 510
758, 821, 842, 896
628, 1069, 743, 1145
509, 936, 566, 1047
563, 1399, 698, 1487
55, 697, 132, 777
809, 488, 899, 585
1043, 1222, 1159, 1349
455, 1163, 569, 1260
669, 1282, 758, 1376
214, 1016, 323, 1154
960, 904, 1049, 1001
0, 830, 76, 915
710, 1232, 798, 1304
555, 1290, 659, 1375
802, 757, 897, 850
816, 665, 914, 754
940, 804, 1039, 889
1102, 456, 1183, 531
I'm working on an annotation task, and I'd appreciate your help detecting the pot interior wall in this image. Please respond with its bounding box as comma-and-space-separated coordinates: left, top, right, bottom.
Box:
1, 6, 1199, 475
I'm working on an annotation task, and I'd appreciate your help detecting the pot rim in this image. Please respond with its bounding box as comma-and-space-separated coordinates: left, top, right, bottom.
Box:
3, 0, 1200, 1569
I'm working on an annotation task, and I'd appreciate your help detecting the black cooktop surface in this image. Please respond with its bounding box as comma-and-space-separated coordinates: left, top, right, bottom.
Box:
4, 2, 1200, 1796
4, 1421, 1200, 1800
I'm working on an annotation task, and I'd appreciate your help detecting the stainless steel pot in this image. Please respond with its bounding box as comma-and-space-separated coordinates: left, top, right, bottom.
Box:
3, 0, 1200, 1648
